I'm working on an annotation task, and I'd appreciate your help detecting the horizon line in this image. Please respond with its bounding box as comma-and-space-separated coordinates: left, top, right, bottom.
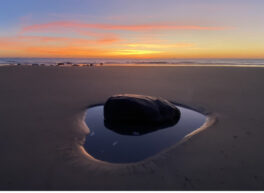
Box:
1, 57, 264, 60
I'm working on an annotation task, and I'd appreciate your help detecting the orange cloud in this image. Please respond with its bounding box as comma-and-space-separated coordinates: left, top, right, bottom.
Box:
96, 37, 121, 44
14, 35, 121, 45
24, 46, 112, 57
125, 43, 195, 49
0, 36, 165, 58
21, 21, 233, 33
76, 30, 121, 43
111, 49, 163, 56
0, 37, 113, 57
77, 30, 117, 38
1, 35, 263, 59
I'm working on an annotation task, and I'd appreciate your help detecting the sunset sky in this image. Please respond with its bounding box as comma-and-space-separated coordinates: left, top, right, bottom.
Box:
1, 0, 264, 58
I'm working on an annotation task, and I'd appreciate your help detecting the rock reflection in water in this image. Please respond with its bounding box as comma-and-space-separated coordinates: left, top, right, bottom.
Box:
104, 116, 180, 136
83, 105, 206, 163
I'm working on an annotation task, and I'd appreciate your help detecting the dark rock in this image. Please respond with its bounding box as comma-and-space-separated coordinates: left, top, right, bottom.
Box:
104, 94, 181, 135
57, 63, 64, 66
32, 63, 39, 66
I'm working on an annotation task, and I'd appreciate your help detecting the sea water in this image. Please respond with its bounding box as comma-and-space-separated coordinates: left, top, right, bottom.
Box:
0, 58, 264, 66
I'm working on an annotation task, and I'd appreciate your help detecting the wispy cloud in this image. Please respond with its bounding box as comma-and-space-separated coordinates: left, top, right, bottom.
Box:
17, 35, 121, 45
21, 21, 233, 33
3, 19, 229, 58
0, 36, 115, 57
0, 35, 198, 58
0, 35, 116, 51
111, 49, 163, 56
125, 43, 195, 49
0, 36, 164, 58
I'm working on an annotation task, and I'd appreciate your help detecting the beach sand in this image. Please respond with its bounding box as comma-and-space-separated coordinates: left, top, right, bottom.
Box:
0, 66, 264, 190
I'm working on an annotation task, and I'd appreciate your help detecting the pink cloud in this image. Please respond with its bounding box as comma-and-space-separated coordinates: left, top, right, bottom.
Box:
17, 35, 121, 45
21, 21, 233, 33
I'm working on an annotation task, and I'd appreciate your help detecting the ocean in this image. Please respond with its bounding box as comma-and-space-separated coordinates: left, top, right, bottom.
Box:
0, 58, 264, 66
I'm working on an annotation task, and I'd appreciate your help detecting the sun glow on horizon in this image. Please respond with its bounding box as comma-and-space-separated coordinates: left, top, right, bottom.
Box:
0, 0, 264, 59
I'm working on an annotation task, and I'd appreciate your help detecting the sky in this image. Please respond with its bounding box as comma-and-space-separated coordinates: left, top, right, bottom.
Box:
0, 0, 264, 58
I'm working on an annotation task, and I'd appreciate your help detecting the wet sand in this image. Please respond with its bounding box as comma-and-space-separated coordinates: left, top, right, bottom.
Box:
0, 65, 264, 190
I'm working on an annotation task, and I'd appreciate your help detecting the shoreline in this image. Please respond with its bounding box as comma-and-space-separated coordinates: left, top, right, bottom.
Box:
2, 63, 264, 68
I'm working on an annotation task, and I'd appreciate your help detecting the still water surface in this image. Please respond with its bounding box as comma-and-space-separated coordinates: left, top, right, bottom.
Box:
83, 105, 206, 163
